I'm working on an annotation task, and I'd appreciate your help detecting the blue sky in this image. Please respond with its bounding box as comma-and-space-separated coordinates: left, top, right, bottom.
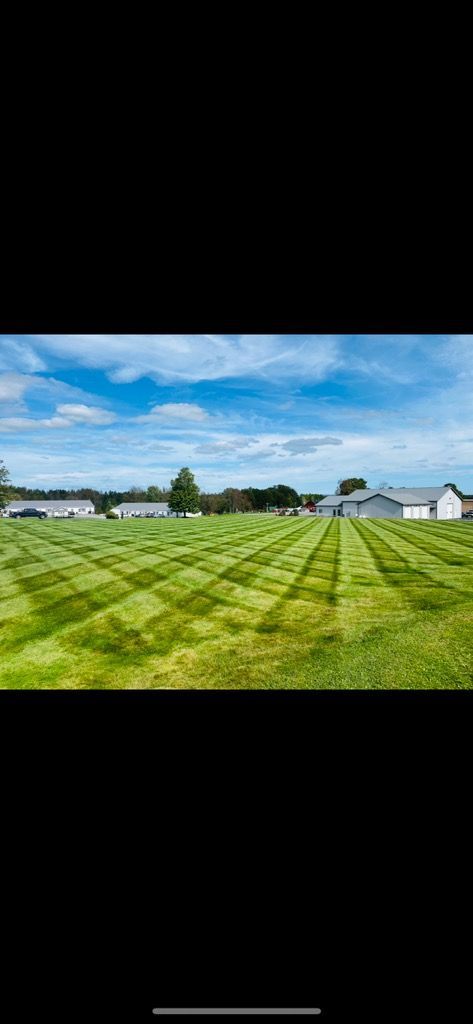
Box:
1, 334, 472, 494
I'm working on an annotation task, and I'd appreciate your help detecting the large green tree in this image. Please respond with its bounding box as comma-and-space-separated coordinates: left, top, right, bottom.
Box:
0, 459, 12, 508
336, 477, 368, 496
168, 467, 200, 517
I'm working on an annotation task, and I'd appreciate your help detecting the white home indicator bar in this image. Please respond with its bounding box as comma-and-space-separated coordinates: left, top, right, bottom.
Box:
152, 1011, 322, 1016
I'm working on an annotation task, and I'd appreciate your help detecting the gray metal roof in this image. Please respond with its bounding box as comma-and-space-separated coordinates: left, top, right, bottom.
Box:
113, 502, 170, 511
358, 489, 430, 506
6, 499, 94, 509
397, 486, 450, 500
315, 494, 344, 506
348, 486, 450, 504
343, 488, 385, 501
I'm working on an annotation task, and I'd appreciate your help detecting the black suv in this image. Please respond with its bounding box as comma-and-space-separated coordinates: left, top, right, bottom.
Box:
10, 508, 47, 520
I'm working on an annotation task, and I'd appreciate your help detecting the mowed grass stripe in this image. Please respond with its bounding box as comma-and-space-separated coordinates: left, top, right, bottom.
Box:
369, 520, 473, 599
400, 520, 473, 556
349, 519, 419, 609
335, 518, 413, 633
358, 519, 473, 611
373, 519, 473, 569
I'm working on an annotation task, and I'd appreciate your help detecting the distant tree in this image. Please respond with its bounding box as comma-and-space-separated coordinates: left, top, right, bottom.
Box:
100, 490, 123, 513
242, 487, 265, 510
169, 467, 200, 517
378, 481, 390, 489
146, 485, 170, 503
0, 459, 12, 508
444, 482, 464, 499
200, 492, 226, 514
222, 488, 252, 513
123, 486, 147, 501
272, 484, 300, 508
300, 493, 325, 505
336, 478, 368, 496
240, 484, 300, 511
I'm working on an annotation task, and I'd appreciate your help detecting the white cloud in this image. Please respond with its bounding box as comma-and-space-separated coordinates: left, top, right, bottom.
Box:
0, 371, 118, 411
136, 403, 209, 423
0, 373, 32, 404
0, 416, 72, 432
56, 403, 116, 425
30, 334, 341, 385
0, 399, 116, 431
0, 339, 47, 373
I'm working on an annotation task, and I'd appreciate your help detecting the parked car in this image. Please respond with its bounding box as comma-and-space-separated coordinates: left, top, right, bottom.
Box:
10, 508, 47, 519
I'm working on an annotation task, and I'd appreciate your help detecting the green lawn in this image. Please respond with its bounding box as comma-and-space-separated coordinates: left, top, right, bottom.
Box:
1, 515, 473, 689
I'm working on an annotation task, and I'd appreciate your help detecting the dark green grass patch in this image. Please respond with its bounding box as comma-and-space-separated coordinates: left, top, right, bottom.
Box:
1, 516, 472, 689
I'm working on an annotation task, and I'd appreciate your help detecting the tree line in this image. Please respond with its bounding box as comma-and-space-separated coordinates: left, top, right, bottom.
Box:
1, 459, 327, 514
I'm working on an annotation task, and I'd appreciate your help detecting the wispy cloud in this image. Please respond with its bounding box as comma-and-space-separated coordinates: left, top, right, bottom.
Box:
56, 404, 116, 425
0, 416, 72, 432
0, 339, 47, 373
271, 436, 343, 455
194, 438, 259, 455
29, 334, 341, 385
0, 370, 116, 410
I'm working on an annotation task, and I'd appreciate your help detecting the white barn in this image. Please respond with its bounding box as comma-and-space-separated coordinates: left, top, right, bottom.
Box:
5, 499, 95, 516
315, 486, 461, 520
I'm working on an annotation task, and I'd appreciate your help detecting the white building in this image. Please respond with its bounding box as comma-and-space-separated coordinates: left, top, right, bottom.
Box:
110, 502, 202, 518
111, 502, 176, 518
5, 499, 95, 516
315, 487, 462, 520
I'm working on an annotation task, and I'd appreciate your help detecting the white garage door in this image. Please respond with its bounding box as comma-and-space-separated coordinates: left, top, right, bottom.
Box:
447, 502, 453, 519
421, 506, 429, 519
404, 506, 411, 518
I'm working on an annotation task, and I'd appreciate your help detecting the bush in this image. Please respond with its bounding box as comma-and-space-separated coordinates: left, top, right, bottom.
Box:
106, 510, 119, 519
